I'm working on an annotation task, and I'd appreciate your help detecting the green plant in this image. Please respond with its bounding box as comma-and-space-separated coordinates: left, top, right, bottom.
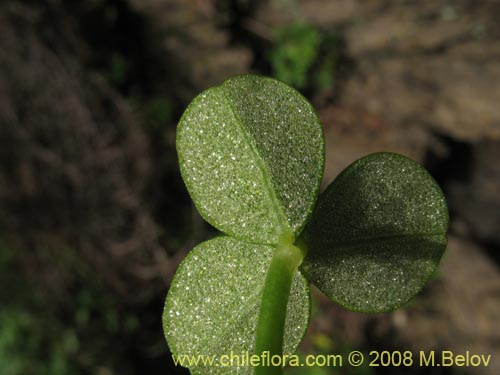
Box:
163, 75, 448, 374
270, 22, 320, 89
270, 23, 346, 92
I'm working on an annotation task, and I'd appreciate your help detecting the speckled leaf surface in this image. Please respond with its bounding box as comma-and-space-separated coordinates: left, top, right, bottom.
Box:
177, 75, 324, 245
164, 237, 310, 375
301, 153, 449, 312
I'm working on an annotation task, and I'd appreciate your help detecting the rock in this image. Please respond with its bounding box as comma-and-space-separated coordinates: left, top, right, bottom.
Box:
339, 0, 500, 141
130, 0, 252, 96
0, 2, 177, 302
257, 0, 500, 141
318, 105, 437, 188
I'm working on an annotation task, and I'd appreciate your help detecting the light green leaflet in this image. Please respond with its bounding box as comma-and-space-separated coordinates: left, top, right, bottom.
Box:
177, 75, 324, 245
301, 153, 449, 312
163, 237, 310, 375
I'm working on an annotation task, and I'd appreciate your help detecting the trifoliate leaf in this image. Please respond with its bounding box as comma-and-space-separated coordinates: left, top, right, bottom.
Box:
301, 153, 448, 312
177, 75, 324, 245
164, 236, 310, 375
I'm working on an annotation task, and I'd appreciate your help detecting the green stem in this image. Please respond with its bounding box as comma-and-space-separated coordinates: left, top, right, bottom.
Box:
254, 242, 304, 375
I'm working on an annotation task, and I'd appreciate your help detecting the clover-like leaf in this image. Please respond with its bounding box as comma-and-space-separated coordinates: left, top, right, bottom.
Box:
301, 153, 449, 312
177, 75, 324, 245
164, 236, 310, 375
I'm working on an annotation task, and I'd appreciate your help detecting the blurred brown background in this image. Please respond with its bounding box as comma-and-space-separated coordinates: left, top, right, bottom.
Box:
0, 0, 499, 374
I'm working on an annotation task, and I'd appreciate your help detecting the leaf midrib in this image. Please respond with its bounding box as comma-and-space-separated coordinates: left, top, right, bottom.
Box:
218, 85, 292, 242
317, 232, 446, 248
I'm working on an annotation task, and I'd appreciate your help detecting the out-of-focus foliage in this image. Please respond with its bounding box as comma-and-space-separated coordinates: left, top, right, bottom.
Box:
270, 22, 347, 92
0, 240, 145, 375
0, 307, 82, 375
270, 22, 320, 89
0, 242, 77, 375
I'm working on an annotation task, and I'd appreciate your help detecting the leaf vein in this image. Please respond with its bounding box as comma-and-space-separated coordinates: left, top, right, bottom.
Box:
319, 232, 446, 248
218, 85, 292, 241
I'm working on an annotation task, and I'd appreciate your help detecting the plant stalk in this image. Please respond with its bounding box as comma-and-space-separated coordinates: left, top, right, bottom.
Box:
254, 242, 304, 375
